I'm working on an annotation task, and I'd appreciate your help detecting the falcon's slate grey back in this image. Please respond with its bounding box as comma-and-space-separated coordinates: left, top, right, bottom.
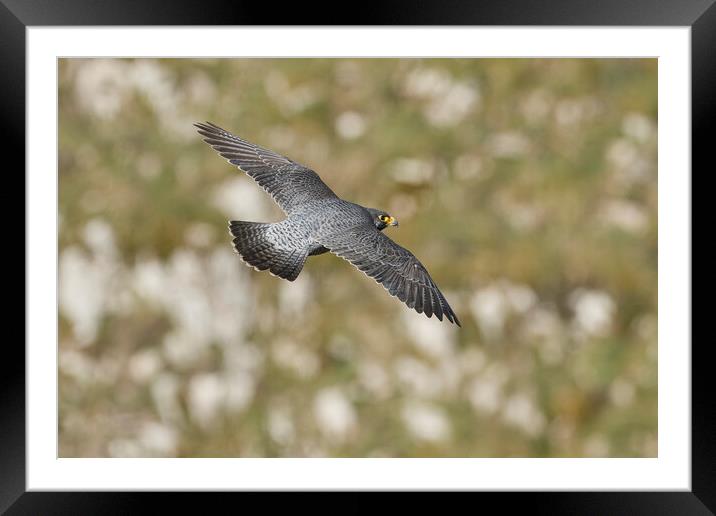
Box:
195, 122, 460, 326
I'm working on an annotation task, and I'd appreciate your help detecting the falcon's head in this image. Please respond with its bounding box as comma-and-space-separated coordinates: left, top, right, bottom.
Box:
368, 208, 399, 230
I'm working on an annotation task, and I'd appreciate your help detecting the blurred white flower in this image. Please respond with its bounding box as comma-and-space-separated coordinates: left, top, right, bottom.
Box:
59, 349, 95, 383
108, 439, 143, 458
128, 349, 162, 384
313, 387, 357, 442
151, 373, 183, 424
129, 60, 178, 116
278, 272, 313, 318
212, 176, 275, 221
424, 82, 479, 127
555, 99, 585, 128
599, 199, 649, 234
488, 132, 531, 158
555, 97, 600, 129
403, 67, 454, 98
135, 248, 253, 353
470, 285, 507, 341
264, 70, 319, 115
468, 379, 501, 415
272, 339, 320, 379
60, 219, 124, 345
223, 342, 263, 376
496, 196, 543, 231
267, 405, 295, 446
502, 393, 546, 437
606, 138, 651, 185
207, 248, 254, 344
186, 71, 217, 106
335, 111, 366, 140
436, 355, 463, 397
402, 67, 479, 127
569, 288, 616, 338
74, 59, 129, 120
401, 401, 450, 443
131, 256, 166, 306
389, 158, 434, 186
470, 280, 539, 341
503, 282, 537, 314
401, 309, 456, 360
607, 138, 640, 170
74, 59, 192, 138
166, 250, 214, 344
138, 421, 178, 457
395, 356, 444, 398
225, 371, 256, 413
357, 360, 392, 399
59, 246, 110, 346
285, 85, 320, 114
521, 306, 562, 340
521, 307, 565, 365
188, 373, 225, 430
83, 218, 117, 259
162, 330, 207, 369
622, 112, 655, 143
467, 364, 508, 415
520, 89, 553, 125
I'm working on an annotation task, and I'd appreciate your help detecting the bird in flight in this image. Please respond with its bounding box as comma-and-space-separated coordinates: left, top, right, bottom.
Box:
195, 122, 460, 326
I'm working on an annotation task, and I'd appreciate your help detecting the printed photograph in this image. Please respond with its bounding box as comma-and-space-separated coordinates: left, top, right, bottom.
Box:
58, 58, 657, 458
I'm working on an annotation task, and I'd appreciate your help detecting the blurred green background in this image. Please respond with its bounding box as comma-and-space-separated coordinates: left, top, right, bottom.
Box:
58, 58, 657, 458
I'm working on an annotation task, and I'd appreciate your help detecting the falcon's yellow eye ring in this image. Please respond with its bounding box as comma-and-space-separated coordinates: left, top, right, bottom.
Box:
379, 215, 390, 222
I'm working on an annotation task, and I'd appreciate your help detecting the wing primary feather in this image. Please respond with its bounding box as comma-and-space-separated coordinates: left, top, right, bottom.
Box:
422, 287, 433, 318
405, 281, 417, 309
310, 203, 459, 325
414, 285, 424, 314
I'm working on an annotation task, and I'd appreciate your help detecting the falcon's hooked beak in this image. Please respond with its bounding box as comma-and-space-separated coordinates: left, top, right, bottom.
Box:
387, 216, 399, 227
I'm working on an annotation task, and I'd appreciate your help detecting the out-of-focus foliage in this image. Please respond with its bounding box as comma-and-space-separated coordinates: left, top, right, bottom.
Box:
58, 58, 657, 458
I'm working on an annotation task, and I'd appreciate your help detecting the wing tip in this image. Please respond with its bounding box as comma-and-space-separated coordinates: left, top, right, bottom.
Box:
447, 310, 461, 327
194, 121, 224, 134
423, 308, 461, 327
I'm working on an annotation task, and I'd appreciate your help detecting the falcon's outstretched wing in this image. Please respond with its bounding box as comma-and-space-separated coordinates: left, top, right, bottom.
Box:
321, 224, 460, 326
195, 122, 338, 214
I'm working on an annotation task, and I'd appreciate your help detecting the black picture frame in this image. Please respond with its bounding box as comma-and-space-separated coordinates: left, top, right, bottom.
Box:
5, 0, 708, 512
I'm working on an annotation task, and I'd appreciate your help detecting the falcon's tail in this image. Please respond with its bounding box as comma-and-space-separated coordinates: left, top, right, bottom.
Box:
228, 221, 307, 281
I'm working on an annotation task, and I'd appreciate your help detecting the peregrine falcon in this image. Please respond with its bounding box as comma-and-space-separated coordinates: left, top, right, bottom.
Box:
195, 122, 460, 326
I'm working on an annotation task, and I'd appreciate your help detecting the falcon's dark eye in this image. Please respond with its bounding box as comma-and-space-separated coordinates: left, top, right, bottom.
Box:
379, 215, 390, 222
